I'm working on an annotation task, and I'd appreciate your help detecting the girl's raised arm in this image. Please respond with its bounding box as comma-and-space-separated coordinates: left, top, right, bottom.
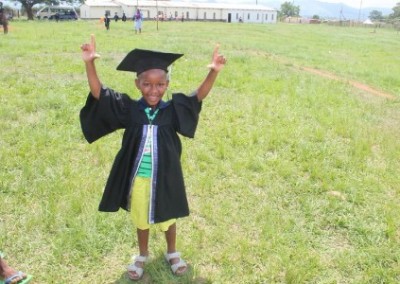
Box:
81, 34, 101, 99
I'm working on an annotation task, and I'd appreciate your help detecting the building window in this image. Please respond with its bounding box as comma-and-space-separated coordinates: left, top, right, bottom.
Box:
204, 12, 207, 19
272, 14, 274, 21
236, 13, 239, 19
186, 11, 189, 19
213, 12, 216, 20
257, 13, 259, 20
105, 10, 110, 16
247, 13, 250, 20
175, 11, 178, 17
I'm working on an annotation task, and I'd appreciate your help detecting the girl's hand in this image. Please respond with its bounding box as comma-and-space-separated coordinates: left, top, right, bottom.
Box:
207, 44, 227, 72
81, 34, 100, 63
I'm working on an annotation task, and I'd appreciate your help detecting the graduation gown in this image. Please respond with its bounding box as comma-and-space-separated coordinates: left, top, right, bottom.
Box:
80, 86, 202, 223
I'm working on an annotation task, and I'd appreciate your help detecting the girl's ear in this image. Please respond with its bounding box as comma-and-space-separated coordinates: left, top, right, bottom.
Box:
135, 78, 140, 89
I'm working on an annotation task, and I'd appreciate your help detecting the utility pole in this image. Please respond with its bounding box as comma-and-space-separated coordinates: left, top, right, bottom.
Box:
156, 0, 159, 31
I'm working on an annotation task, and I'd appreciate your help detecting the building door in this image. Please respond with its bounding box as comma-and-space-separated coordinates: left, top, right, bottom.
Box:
228, 13, 231, 23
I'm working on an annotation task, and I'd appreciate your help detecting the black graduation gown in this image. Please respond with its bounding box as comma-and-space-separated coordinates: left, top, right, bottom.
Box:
80, 86, 202, 223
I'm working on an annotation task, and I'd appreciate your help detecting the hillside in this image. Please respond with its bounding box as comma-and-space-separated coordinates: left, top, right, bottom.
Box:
265, 0, 393, 19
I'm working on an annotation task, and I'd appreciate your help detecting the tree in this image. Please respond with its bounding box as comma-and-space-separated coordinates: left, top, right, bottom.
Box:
10, 0, 78, 20
369, 10, 383, 21
11, 0, 56, 20
280, 1, 300, 18
389, 2, 400, 19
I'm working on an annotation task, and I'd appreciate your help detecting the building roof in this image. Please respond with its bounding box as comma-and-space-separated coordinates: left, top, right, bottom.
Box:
82, 0, 276, 11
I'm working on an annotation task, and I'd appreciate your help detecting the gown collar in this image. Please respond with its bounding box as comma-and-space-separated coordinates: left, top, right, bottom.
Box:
138, 97, 170, 110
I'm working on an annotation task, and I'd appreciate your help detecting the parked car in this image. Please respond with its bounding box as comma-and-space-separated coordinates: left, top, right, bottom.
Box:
36, 6, 78, 20
49, 11, 77, 20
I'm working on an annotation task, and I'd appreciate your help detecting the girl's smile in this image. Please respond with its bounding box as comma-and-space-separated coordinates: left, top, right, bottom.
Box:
135, 69, 169, 107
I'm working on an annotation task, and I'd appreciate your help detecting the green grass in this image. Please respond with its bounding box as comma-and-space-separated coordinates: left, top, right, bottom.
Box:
1, 20, 400, 283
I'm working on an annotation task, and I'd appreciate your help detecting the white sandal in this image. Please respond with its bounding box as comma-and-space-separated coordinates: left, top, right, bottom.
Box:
164, 252, 188, 276
127, 255, 148, 281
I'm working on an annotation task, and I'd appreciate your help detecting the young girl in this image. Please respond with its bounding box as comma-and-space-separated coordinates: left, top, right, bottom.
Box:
134, 9, 143, 34
80, 35, 226, 280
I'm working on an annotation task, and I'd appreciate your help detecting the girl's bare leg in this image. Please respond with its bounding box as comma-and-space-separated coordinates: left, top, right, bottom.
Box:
165, 223, 187, 275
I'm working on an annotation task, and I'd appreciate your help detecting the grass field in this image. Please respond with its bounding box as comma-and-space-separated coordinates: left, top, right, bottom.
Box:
1, 20, 400, 283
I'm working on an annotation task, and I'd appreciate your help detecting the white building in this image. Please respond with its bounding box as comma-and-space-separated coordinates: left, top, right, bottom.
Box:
79, 0, 277, 24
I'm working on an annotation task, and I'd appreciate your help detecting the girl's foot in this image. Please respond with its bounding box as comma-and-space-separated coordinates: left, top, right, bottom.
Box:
165, 252, 187, 276
0, 257, 30, 284
127, 255, 148, 281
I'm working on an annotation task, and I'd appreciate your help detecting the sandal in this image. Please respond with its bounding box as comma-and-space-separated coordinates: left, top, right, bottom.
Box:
4, 272, 32, 284
127, 255, 148, 281
164, 252, 187, 276
0, 253, 32, 284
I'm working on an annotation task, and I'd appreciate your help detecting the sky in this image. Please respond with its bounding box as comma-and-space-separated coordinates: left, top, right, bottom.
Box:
317, 0, 396, 8
2, 0, 396, 10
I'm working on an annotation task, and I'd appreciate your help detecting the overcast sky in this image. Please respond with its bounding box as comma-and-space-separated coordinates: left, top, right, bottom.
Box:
318, 0, 396, 8
3, 0, 395, 10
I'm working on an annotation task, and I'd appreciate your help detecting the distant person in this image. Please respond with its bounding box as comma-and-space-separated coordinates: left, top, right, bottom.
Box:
104, 14, 110, 30
0, 1, 8, 34
80, 35, 226, 281
114, 13, 119, 22
122, 12, 127, 22
134, 8, 143, 34
0, 252, 32, 284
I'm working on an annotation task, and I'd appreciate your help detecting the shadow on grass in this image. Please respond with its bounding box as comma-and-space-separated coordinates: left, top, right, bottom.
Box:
111, 254, 211, 284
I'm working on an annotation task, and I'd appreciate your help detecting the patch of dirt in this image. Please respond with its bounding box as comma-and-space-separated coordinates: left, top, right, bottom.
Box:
264, 52, 396, 100
300, 66, 396, 100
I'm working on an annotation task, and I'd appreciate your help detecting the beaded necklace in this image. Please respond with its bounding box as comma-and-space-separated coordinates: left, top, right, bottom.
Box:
144, 107, 159, 124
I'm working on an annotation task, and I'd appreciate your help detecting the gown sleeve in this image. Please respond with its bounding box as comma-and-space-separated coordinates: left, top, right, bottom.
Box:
172, 92, 202, 138
80, 86, 132, 143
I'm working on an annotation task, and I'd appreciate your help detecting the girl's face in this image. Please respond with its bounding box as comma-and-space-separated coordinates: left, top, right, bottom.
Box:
135, 69, 169, 107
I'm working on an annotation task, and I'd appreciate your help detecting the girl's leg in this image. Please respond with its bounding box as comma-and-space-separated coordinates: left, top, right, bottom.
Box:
137, 228, 150, 257
128, 228, 150, 279
0, 256, 3, 276
165, 223, 187, 275
129, 177, 152, 279
165, 223, 177, 254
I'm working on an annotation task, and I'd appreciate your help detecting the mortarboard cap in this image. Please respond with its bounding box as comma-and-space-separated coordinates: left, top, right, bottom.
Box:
116, 49, 183, 74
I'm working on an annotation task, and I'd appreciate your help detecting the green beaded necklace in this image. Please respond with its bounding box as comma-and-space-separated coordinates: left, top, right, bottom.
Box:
144, 107, 159, 124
